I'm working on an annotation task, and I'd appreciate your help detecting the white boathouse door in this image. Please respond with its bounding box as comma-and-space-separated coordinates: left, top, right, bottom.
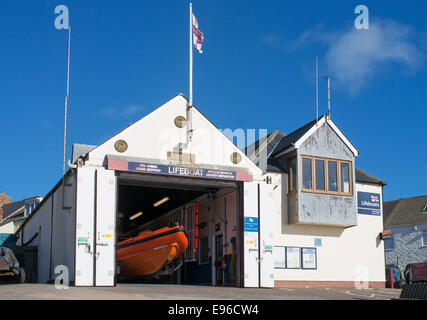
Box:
94, 168, 117, 286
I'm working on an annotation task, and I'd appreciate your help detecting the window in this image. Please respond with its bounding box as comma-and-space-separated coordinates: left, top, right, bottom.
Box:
341, 162, 351, 193
198, 237, 209, 264
384, 236, 394, 251
423, 231, 427, 247
300, 155, 353, 196
288, 157, 297, 193
315, 160, 325, 191
25, 204, 31, 216
328, 161, 338, 192
302, 158, 312, 190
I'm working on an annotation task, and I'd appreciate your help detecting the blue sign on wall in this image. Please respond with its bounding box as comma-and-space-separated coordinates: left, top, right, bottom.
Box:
314, 238, 322, 247
244, 217, 259, 232
357, 192, 381, 216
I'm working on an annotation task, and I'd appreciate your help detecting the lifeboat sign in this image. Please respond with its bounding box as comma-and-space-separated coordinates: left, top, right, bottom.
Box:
128, 162, 237, 179
357, 192, 381, 216
107, 157, 253, 182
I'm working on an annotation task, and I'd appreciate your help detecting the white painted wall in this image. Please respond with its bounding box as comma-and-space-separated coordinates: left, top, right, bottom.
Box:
85, 95, 261, 178
52, 176, 76, 283
270, 172, 385, 284
17, 174, 77, 284
0, 221, 18, 233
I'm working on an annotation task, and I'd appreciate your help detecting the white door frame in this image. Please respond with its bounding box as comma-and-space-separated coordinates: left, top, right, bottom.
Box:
74, 167, 96, 286
259, 183, 274, 288
242, 181, 259, 288
94, 168, 117, 286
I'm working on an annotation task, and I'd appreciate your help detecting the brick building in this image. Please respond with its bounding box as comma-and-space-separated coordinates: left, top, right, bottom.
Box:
0, 190, 12, 220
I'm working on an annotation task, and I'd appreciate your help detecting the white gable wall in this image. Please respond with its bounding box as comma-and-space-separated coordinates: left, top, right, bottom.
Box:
85, 95, 261, 177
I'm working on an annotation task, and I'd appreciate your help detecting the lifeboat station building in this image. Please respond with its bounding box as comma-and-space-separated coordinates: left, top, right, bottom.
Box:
16, 94, 386, 288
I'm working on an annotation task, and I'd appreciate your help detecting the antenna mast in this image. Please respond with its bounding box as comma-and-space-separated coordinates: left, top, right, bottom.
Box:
324, 75, 331, 119
316, 57, 319, 123
63, 26, 71, 175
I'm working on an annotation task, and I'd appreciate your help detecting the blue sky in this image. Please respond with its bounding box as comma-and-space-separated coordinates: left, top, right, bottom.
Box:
0, 1, 426, 202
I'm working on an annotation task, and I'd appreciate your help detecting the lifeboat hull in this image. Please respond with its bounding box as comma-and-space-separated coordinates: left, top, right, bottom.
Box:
117, 225, 188, 277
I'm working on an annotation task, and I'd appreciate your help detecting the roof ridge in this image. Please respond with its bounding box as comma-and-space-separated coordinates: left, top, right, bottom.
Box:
266, 130, 285, 157
249, 130, 279, 162
385, 194, 427, 203
245, 130, 280, 161
276, 130, 286, 137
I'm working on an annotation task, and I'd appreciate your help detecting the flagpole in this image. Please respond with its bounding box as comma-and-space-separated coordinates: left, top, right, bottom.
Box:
189, 3, 193, 106
63, 25, 71, 176
187, 3, 193, 142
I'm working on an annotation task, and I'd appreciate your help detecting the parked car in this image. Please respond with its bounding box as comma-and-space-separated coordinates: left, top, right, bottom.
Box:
404, 262, 427, 285
0, 246, 25, 283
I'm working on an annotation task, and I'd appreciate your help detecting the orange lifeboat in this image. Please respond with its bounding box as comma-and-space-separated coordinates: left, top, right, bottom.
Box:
117, 224, 188, 277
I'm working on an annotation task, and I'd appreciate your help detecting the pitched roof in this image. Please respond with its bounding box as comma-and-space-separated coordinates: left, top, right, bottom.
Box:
355, 168, 386, 186
72, 144, 96, 163
244, 130, 287, 172
84, 93, 262, 174
1, 196, 42, 220
244, 116, 384, 185
271, 116, 325, 157
384, 195, 427, 227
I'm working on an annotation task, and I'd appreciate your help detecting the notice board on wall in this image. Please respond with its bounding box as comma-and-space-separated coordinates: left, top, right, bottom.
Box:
286, 247, 300, 269
273, 246, 286, 269
301, 248, 317, 269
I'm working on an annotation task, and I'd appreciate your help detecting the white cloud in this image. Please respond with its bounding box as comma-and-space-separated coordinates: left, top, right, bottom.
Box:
98, 104, 143, 118
262, 19, 425, 95
121, 105, 143, 116
325, 20, 424, 94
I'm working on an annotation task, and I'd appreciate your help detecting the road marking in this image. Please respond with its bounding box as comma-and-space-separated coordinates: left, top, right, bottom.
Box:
368, 292, 400, 299
344, 290, 377, 299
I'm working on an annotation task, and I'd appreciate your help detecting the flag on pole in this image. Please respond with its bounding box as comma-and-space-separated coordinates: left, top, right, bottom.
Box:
192, 13, 204, 54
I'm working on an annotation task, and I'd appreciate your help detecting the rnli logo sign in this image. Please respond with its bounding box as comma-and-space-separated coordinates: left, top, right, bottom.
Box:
244, 217, 259, 232
357, 192, 381, 216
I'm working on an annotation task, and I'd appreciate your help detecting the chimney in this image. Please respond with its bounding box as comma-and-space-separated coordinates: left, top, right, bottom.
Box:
0, 191, 12, 221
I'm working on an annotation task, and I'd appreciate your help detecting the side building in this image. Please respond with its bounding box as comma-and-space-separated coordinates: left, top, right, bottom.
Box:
246, 114, 386, 287
383, 195, 427, 270
0, 196, 42, 234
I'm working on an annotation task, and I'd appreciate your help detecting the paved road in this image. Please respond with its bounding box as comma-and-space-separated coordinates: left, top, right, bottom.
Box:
0, 283, 401, 300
